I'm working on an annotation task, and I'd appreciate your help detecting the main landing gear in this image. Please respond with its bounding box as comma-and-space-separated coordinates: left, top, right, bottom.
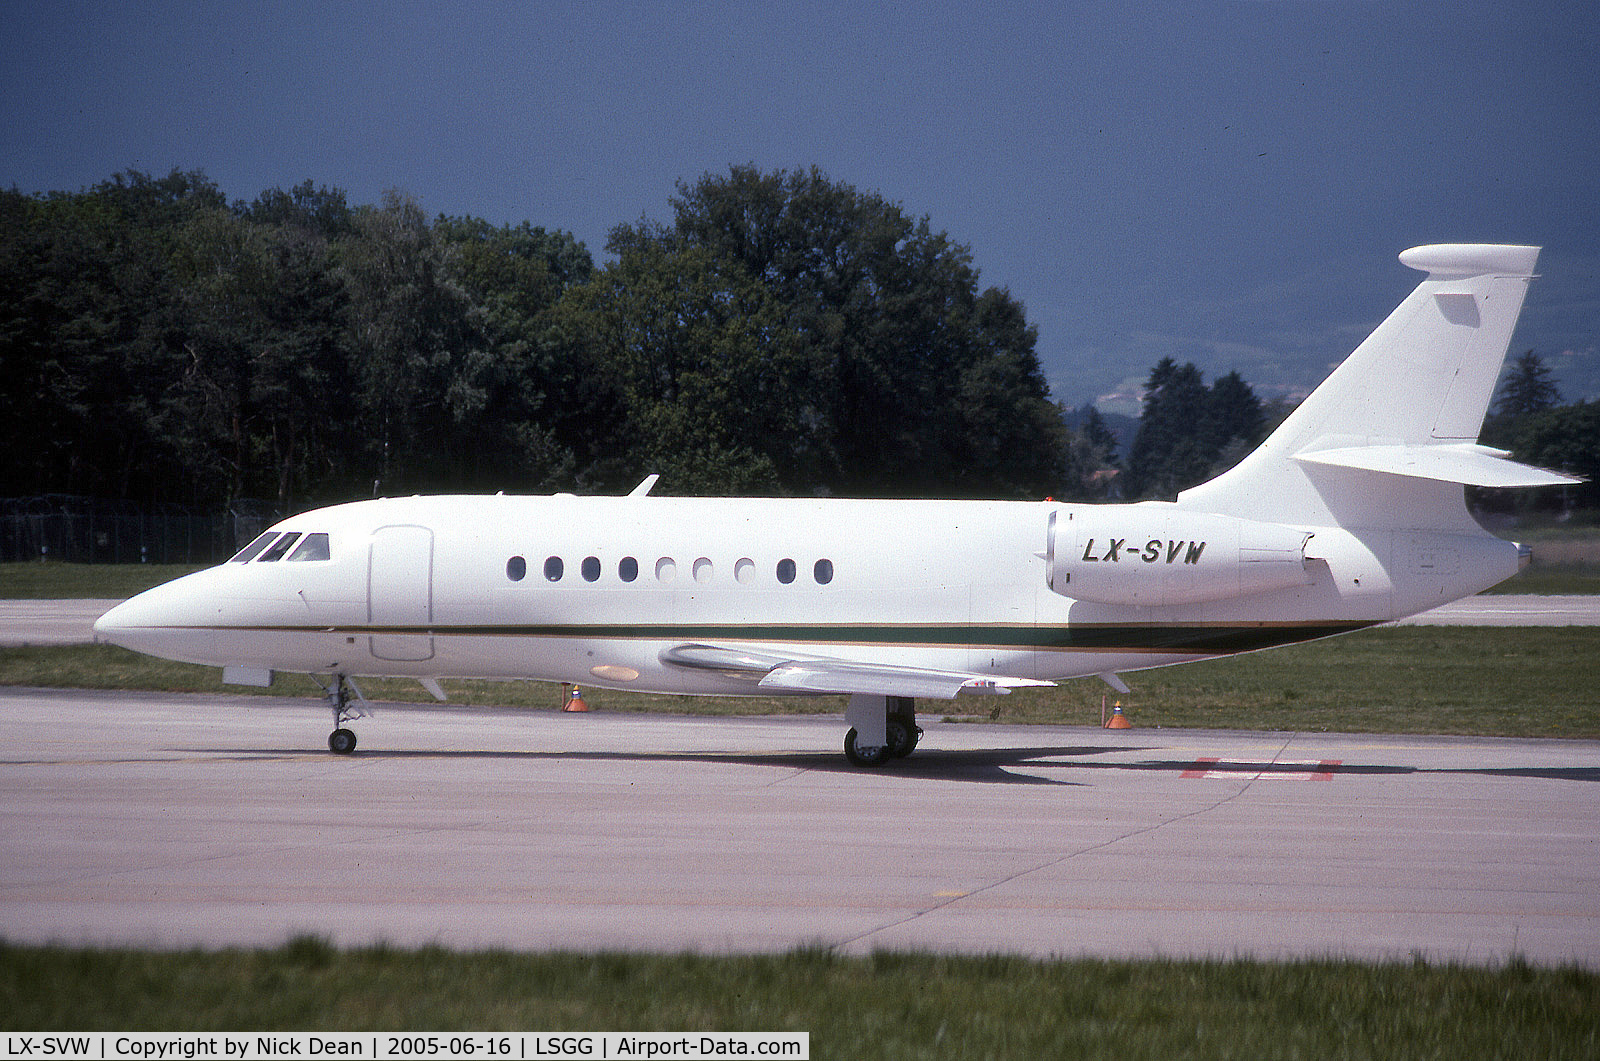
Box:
843, 695, 922, 767
317, 674, 370, 755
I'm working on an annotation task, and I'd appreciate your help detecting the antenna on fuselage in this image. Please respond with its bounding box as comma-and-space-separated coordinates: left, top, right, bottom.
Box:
629, 474, 661, 497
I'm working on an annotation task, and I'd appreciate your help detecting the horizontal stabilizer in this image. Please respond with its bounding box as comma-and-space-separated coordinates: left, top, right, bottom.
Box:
1293, 443, 1582, 488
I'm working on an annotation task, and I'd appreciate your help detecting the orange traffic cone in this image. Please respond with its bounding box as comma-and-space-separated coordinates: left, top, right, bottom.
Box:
563, 685, 590, 712
1104, 702, 1132, 729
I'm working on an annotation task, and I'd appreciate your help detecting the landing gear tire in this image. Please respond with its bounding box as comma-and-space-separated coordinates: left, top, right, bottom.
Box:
887, 715, 921, 758
844, 727, 892, 767
319, 673, 369, 755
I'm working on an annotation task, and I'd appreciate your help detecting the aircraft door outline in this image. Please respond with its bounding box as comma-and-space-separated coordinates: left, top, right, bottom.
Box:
368, 524, 435, 661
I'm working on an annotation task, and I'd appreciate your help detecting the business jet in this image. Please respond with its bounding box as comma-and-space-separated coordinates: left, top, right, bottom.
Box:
95, 244, 1577, 764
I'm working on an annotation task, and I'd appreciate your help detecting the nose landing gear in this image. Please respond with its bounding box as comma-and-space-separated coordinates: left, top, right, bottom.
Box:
317, 674, 370, 754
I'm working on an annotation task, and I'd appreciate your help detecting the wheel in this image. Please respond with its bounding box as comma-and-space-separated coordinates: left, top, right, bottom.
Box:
844, 727, 892, 767
328, 728, 357, 755
886, 716, 922, 758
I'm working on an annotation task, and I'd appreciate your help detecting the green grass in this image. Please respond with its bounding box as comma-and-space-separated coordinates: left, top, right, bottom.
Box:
0, 561, 205, 598
5, 626, 1599, 738
0, 643, 848, 716
1485, 562, 1600, 594
1, 943, 1596, 1059
1485, 524, 1600, 593
987, 627, 1600, 738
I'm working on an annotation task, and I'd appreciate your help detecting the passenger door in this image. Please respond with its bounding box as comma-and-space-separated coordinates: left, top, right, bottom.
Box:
368, 525, 435, 662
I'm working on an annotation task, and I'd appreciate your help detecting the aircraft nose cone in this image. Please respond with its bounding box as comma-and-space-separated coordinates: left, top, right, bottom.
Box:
91, 601, 124, 641
93, 591, 170, 653
90, 570, 227, 662
93, 595, 144, 638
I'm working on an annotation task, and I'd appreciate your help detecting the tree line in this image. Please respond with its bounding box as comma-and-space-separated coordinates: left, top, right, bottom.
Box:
1, 166, 1114, 509
1479, 351, 1600, 511
4, 166, 1589, 515
1123, 348, 1599, 510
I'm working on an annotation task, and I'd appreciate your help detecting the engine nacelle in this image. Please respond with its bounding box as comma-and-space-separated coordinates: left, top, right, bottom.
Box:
1047, 506, 1313, 606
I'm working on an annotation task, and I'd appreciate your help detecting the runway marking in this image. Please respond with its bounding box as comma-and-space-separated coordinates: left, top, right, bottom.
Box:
1182, 757, 1341, 781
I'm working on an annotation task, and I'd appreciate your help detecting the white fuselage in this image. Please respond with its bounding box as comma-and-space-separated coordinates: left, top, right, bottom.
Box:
95, 491, 1522, 695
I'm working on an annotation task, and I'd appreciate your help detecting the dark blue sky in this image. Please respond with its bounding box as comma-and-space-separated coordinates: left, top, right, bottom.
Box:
6, 0, 1597, 413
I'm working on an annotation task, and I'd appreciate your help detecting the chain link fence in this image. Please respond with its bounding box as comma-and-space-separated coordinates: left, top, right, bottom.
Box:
1, 496, 281, 564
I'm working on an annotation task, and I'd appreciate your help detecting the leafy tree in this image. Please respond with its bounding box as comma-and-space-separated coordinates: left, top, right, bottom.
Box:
1126, 360, 1267, 499
242, 179, 354, 240
604, 165, 1069, 497
432, 215, 595, 492
6, 170, 229, 503
247, 215, 358, 507
1492, 350, 1561, 419
1204, 371, 1264, 461
338, 191, 488, 494
550, 237, 802, 494
1480, 398, 1600, 511
0, 187, 57, 495
1076, 404, 1119, 456
1063, 404, 1122, 500
1126, 359, 1208, 498
3, 165, 1073, 509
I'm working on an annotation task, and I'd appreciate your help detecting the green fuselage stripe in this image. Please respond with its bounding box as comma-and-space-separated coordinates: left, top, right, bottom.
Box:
209, 621, 1379, 656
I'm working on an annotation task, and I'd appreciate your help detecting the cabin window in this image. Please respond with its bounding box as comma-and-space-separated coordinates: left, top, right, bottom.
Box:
693, 557, 713, 583
776, 558, 796, 584
230, 531, 279, 563
656, 557, 676, 582
286, 532, 330, 562
734, 558, 755, 584
619, 556, 639, 582
544, 556, 564, 582
582, 556, 601, 582
814, 559, 834, 585
507, 556, 527, 581
258, 532, 301, 562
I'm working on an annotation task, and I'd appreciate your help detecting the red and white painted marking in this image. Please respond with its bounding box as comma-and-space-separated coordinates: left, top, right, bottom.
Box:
1180, 757, 1342, 781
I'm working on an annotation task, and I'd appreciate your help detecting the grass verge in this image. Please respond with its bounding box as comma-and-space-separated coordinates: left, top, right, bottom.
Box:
1486, 564, 1600, 594
1, 942, 1596, 1059
4, 626, 1598, 738
0, 562, 205, 599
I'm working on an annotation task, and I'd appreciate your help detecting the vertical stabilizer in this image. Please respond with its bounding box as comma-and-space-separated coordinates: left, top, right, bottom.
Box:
1176, 245, 1551, 531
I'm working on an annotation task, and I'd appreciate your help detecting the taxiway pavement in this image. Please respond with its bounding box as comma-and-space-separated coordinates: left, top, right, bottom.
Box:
0, 600, 123, 646
2, 686, 1596, 966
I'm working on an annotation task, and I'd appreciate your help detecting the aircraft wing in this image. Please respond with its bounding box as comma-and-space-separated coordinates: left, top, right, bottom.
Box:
659, 643, 1052, 699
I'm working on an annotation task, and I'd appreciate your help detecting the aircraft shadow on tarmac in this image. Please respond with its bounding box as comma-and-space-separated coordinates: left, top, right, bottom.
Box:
193, 745, 1136, 785
185, 745, 1600, 787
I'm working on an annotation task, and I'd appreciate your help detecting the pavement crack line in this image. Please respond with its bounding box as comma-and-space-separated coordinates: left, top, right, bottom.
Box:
830, 733, 1299, 953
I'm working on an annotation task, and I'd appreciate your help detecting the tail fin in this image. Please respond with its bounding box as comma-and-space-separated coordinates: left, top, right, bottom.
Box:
1177, 244, 1577, 531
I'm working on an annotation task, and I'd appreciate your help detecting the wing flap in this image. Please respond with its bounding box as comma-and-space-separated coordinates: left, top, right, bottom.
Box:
759, 660, 1051, 699
658, 643, 794, 680
660, 643, 1051, 699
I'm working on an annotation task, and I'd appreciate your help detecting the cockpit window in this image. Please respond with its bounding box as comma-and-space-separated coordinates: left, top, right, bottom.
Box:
230, 531, 280, 563
257, 532, 301, 562
286, 532, 330, 562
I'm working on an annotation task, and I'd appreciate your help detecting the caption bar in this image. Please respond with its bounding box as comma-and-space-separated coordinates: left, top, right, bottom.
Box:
2, 1035, 808, 1061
